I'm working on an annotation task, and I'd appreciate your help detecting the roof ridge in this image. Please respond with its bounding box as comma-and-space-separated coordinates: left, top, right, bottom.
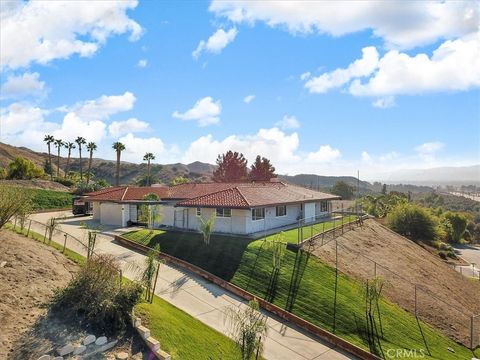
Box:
121, 186, 129, 201
87, 186, 125, 196
235, 186, 251, 207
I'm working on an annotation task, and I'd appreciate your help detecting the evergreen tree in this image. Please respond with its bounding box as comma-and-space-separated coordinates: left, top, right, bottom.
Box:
249, 155, 276, 181
212, 150, 248, 182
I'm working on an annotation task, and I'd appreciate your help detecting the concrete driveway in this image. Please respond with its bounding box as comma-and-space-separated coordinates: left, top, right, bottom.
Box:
453, 244, 480, 279
28, 211, 358, 360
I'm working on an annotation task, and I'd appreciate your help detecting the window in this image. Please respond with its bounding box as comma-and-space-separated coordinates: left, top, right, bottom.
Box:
216, 208, 231, 217
276, 205, 286, 217
196, 207, 201, 216
320, 201, 328, 212
252, 208, 265, 220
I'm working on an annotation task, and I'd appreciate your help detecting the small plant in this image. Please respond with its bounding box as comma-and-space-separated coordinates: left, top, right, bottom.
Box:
0, 186, 33, 229
45, 217, 60, 244
81, 222, 101, 258
225, 298, 267, 360
199, 213, 216, 246
52, 254, 142, 335
364, 277, 385, 358
142, 244, 163, 303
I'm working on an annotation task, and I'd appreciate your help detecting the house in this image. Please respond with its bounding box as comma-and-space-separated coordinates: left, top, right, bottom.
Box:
84, 180, 340, 235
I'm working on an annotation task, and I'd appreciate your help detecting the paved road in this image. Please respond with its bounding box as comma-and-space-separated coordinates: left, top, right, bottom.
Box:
28, 211, 357, 360
453, 243, 480, 279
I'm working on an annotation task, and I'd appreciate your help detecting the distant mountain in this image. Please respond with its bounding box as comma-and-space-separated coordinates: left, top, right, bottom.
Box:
384, 165, 480, 186
279, 174, 373, 194
0, 142, 214, 185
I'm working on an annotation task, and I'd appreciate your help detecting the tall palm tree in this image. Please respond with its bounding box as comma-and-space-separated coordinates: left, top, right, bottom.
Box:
64, 142, 76, 178
112, 141, 125, 186
75, 137, 87, 181
43, 134, 54, 179
86, 142, 97, 185
54, 139, 64, 178
143, 152, 155, 186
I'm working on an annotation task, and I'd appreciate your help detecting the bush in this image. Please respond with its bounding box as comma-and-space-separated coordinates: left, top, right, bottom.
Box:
443, 212, 468, 243
7, 156, 44, 179
52, 255, 142, 335
386, 203, 438, 241
54, 177, 76, 187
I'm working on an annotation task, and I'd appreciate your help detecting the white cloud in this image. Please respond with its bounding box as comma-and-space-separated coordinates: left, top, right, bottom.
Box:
243, 94, 255, 104
137, 59, 147, 68
415, 141, 444, 163
349, 33, 480, 96
0, 72, 45, 99
306, 145, 341, 163
304, 32, 479, 99
305, 46, 379, 93
66, 91, 136, 120
372, 96, 395, 109
108, 118, 150, 137
275, 115, 300, 129
172, 96, 221, 127
192, 28, 238, 59
361, 151, 372, 163
0, 0, 142, 70
0, 91, 137, 151
118, 133, 180, 163
300, 72, 311, 81
210, 0, 478, 49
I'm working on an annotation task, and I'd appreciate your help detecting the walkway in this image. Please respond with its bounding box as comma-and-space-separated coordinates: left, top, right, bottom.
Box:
28, 211, 358, 360
453, 243, 480, 278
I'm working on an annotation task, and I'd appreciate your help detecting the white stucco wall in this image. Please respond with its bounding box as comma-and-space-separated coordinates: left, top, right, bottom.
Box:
246, 204, 302, 234
99, 203, 125, 226
92, 202, 101, 220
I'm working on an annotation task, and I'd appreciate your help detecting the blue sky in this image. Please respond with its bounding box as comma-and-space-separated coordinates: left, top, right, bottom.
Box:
0, 0, 479, 180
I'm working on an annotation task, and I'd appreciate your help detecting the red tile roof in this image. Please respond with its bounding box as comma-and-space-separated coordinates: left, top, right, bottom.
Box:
84, 186, 168, 202
176, 182, 339, 208
84, 182, 339, 208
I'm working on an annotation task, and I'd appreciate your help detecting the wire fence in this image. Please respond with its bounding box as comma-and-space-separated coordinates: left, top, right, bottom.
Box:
303, 218, 480, 350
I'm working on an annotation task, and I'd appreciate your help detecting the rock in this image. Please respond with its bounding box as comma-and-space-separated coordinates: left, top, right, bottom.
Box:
156, 350, 171, 360
83, 334, 96, 346
37, 355, 51, 360
137, 325, 150, 339
99, 340, 118, 352
146, 336, 160, 351
116, 352, 129, 360
73, 344, 86, 355
53, 357, 63, 360
447, 347, 455, 353
0, 261, 7, 268
95, 336, 108, 346
57, 343, 74, 356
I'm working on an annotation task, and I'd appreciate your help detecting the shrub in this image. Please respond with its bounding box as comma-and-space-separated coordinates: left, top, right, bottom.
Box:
0, 185, 33, 228
54, 177, 75, 187
52, 255, 142, 335
7, 156, 44, 179
386, 203, 438, 241
443, 212, 468, 243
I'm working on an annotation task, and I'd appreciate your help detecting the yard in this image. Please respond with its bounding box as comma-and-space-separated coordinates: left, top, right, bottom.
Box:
123, 223, 480, 360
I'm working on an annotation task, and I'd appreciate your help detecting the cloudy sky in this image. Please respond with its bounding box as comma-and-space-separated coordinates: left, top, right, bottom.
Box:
0, 0, 478, 180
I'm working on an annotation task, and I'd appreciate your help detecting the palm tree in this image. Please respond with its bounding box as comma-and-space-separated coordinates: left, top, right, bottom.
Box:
75, 137, 87, 181
64, 142, 76, 178
112, 141, 125, 186
143, 152, 155, 186
86, 142, 97, 185
54, 139, 64, 178
43, 134, 54, 179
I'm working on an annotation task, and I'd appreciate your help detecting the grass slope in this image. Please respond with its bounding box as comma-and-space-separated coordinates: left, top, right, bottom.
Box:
123, 226, 479, 360
136, 297, 243, 360
26, 188, 73, 210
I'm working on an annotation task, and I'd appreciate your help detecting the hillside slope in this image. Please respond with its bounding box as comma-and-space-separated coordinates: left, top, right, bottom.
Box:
0, 142, 214, 185
311, 219, 480, 345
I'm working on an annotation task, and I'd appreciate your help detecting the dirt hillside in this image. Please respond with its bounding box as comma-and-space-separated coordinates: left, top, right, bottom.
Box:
0, 179, 70, 191
310, 219, 480, 346
0, 230, 78, 359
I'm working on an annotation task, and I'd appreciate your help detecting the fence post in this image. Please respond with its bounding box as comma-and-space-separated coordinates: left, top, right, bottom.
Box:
13, 216, 17, 229
43, 226, 48, 243
26, 220, 32, 237
471, 316, 474, 350
374, 261, 377, 277
63, 233, 67, 253
341, 204, 344, 234
414, 285, 417, 316
333, 240, 338, 333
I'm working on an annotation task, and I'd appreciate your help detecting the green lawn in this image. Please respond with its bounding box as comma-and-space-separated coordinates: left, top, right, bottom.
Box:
24, 188, 73, 210
135, 297, 244, 360
123, 226, 479, 360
